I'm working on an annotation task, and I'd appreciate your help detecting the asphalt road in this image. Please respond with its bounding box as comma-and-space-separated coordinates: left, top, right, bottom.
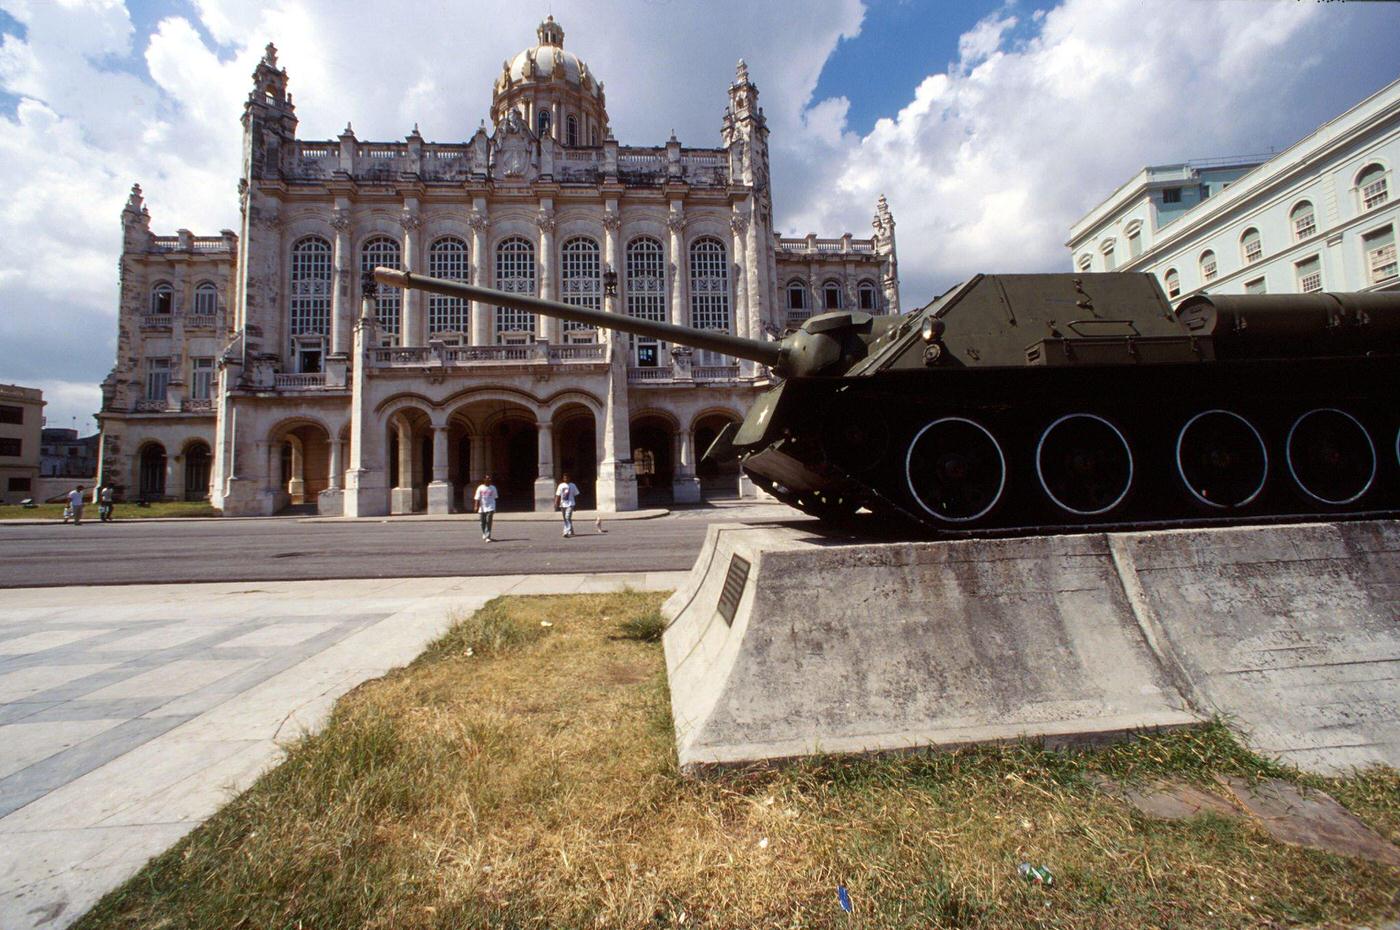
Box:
0, 504, 815, 588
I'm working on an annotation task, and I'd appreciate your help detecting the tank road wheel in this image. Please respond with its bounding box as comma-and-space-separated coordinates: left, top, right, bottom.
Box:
905, 417, 1006, 523
1286, 408, 1377, 506
1175, 410, 1269, 509
1035, 413, 1133, 516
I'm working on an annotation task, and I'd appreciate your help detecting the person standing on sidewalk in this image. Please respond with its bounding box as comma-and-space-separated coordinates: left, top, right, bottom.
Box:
554, 472, 579, 538
98, 485, 114, 522
474, 474, 498, 542
66, 485, 86, 526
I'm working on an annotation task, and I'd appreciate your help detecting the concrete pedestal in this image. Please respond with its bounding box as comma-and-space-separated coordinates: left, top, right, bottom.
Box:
594, 462, 638, 512
316, 488, 344, 516
390, 487, 416, 515
219, 477, 272, 517
662, 520, 1400, 775
671, 476, 701, 504
534, 476, 557, 512
342, 469, 387, 518
426, 481, 453, 514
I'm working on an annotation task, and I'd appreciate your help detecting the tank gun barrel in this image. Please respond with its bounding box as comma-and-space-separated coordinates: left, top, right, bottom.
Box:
373, 268, 784, 368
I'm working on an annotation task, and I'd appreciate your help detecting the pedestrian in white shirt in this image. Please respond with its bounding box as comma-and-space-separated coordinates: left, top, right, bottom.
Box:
473, 474, 498, 542
554, 473, 579, 538
66, 485, 86, 526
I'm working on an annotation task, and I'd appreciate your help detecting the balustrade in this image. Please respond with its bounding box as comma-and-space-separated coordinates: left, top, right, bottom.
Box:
693, 365, 740, 382
273, 372, 327, 389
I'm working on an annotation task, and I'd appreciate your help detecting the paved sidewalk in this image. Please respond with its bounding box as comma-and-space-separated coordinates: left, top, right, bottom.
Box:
0, 572, 686, 930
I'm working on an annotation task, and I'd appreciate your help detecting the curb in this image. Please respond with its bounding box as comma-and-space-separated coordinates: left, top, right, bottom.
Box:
299, 508, 671, 524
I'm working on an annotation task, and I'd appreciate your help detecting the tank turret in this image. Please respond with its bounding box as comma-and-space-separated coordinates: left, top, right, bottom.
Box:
376, 267, 1400, 534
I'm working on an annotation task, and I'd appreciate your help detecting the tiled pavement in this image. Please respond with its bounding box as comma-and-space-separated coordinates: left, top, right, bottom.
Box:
0, 571, 686, 930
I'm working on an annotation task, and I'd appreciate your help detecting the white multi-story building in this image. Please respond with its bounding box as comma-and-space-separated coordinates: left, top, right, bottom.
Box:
1068, 78, 1399, 303
97, 19, 900, 515
0, 384, 44, 504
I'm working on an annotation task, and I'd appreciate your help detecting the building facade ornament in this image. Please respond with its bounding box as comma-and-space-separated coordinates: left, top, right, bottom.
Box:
535, 209, 556, 233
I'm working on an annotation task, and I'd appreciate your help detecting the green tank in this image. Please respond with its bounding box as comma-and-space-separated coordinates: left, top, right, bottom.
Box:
376, 267, 1400, 534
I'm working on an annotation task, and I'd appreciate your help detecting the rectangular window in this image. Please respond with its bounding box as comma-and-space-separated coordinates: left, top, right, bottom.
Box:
1364, 226, 1397, 285
0, 437, 20, 457
1294, 212, 1316, 240
146, 357, 171, 402
1199, 184, 1211, 201
0, 404, 21, 425
191, 357, 215, 400
1202, 259, 1217, 282
1244, 240, 1262, 263
1244, 277, 1266, 295
8, 477, 31, 493
1295, 256, 1322, 294
1362, 178, 1389, 210
1161, 187, 1182, 204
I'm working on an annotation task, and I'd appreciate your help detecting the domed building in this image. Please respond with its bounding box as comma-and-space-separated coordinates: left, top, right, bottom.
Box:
97, 20, 901, 515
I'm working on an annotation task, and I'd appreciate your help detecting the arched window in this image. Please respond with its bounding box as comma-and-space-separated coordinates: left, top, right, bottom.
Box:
1291, 201, 1316, 241
360, 237, 401, 344
290, 236, 332, 338
193, 282, 218, 316
1164, 268, 1180, 299
1077, 253, 1092, 273
822, 279, 843, 310
1240, 227, 1262, 264
183, 442, 211, 501
560, 236, 601, 341
1125, 222, 1143, 259
786, 280, 807, 312
589, 125, 598, 146
625, 237, 665, 324
427, 237, 469, 335
1101, 240, 1116, 271
566, 114, 579, 147
138, 443, 167, 500
1199, 249, 1217, 283
688, 237, 730, 332
858, 280, 879, 312
494, 236, 536, 340
1358, 163, 1389, 210
537, 109, 551, 138
150, 282, 173, 315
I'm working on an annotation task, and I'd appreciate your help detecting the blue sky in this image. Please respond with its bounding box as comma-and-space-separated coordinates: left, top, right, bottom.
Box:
1, 0, 1397, 431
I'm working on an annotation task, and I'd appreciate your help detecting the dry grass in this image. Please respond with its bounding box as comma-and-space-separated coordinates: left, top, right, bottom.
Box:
0, 500, 219, 520
78, 592, 1400, 930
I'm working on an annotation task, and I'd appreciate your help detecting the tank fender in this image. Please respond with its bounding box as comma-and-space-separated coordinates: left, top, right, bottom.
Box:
733, 381, 788, 449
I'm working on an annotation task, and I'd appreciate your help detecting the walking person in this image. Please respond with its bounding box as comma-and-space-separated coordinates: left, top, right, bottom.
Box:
98, 484, 114, 522
67, 484, 86, 526
474, 474, 498, 542
554, 472, 579, 538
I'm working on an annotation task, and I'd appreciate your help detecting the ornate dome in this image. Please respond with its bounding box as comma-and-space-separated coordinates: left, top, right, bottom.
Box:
499, 17, 603, 102
492, 17, 608, 145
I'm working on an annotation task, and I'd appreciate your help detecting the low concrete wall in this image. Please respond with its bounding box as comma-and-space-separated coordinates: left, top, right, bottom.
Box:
33, 477, 95, 503
662, 521, 1400, 774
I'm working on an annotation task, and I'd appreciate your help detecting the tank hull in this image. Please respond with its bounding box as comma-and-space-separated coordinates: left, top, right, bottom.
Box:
740, 354, 1400, 535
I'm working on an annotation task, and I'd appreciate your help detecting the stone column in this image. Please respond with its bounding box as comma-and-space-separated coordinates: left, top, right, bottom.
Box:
344, 292, 389, 517
469, 202, 490, 346
318, 434, 345, 516
672, 426, 700, 503
536, 205, 557, 344
330, 205, 351, 355
730, 212, 750, 342
595, 208, 638, 512
400, 208, 422, 346
391, 419, 415, 514
667, 204, 687, 328
470, 434, 487, 483
287, 440, 305, 504
166, 449, 185, 503
533, 419, 556, 510
743, 197, 765, 345
427, 424, 452, 514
